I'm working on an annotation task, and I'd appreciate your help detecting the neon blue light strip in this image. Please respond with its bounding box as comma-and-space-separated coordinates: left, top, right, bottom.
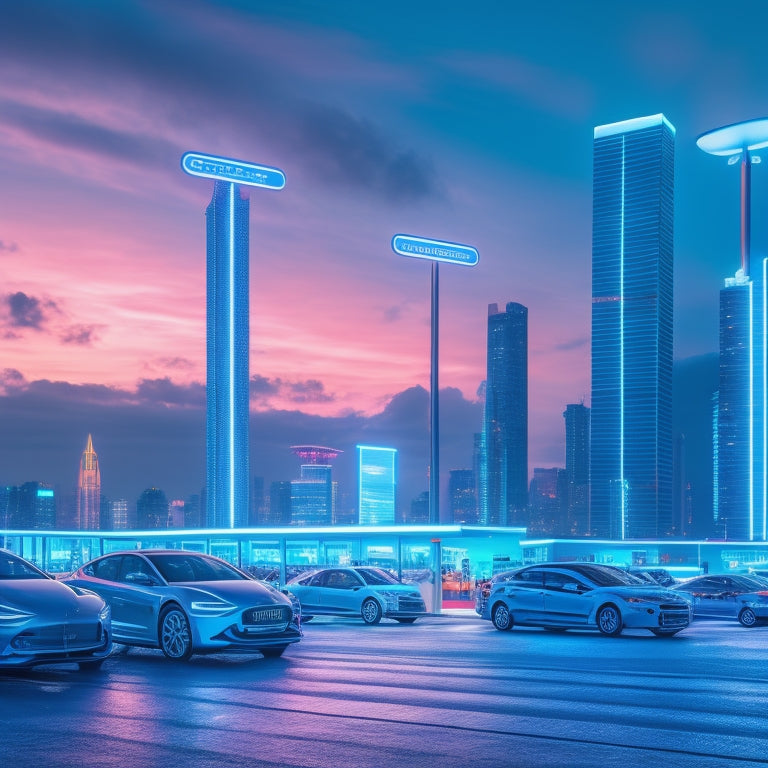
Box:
763, 258, 767, 539
595, 114, 675, 139
749, 280, 754, 540
181, 152, 285, 190
229, 182, 236, 528
620, 138, 626, 539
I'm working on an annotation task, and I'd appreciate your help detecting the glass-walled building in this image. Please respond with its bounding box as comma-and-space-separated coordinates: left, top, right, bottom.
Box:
357, 445, 397, 525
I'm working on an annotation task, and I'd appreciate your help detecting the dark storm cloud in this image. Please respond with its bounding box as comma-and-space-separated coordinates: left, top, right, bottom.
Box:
0, 378, 480, 509
6, 292, 50, 329
250, 375, 335, 405
0, 1, 439, 203
555, 335, 588, 352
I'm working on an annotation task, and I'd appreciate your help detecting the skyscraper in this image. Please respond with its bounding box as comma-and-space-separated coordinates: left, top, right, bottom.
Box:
206, 181, 250, 528
482, 302, 528, 526
563, 403, 590, 535
357, 445, 397, 525
76, 434, 101, 530
591, 114, 675, 539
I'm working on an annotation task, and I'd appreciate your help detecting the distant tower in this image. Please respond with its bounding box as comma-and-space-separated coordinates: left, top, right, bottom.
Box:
76, 434, 101, 530
448, 469, 477, 524
206, 182, 250, 529
290, 446, 342, 526
563, 403, 590, 535
136, 487, 168, 530
357, 445, 397, 525
482, 302, 528, 526
591, 114, 675, 539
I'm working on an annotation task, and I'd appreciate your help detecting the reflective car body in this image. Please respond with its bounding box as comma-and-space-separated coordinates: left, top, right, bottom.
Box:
674, 574, 768, 627
65, 550, 301, 659
0, 549, 111, 669
478, 562, 691, 636
285, 566, 427, 624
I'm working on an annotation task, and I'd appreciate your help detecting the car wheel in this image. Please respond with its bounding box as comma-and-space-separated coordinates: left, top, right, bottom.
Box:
596, 604, 622, 636
260, 646, 287, 658
396, 618, 417, 624
491, 602, 513, 631
77, 659, 105, 671
739, 607, 758, 627
159, 605, 193, 660
361, 598, 383, 625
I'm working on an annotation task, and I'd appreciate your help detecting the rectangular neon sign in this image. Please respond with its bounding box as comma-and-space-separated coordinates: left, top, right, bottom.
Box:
392, 234, 478, 266
181, 152, 285, 190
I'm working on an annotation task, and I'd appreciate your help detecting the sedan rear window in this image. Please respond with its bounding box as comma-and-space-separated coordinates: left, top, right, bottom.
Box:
356, 568, 400, 585
147, 554, 246, 583
0, 554, 47, 579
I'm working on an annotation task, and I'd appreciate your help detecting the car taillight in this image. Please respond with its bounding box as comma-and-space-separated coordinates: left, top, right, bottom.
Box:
755, 591, 768, 596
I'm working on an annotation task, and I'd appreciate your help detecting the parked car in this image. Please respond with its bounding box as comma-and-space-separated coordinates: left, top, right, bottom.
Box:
0, 549, 112, 670
285, 566, 427, 624
478, 562, 691, 636
65, 550, 301, 660
673, 573, 768, 627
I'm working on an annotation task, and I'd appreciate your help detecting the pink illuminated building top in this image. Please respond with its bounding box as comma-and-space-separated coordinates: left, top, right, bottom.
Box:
290, 445, 343, 464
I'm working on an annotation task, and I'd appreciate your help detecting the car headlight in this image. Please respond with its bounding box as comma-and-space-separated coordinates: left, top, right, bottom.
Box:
377, 591, 401, 610
99, 603, 111, 622
190, 599, 237, 616
624, 596, 655, 604
0, 602, 34, 623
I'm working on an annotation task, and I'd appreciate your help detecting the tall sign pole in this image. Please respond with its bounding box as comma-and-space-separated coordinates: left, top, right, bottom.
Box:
392, 235, 479, 527
181, 152, 285, 528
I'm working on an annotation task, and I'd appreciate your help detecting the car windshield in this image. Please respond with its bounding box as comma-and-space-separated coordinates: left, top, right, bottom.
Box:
356, 568, 400, 586
572, 565, 644, 587
146, 554, 246, 583
0, 553, 48, 580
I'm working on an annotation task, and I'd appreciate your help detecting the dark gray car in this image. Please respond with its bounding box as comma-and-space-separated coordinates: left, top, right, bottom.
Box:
674, 574, 768, 627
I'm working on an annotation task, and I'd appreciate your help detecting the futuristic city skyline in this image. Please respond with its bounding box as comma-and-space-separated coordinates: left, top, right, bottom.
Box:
1, 1, 768, 511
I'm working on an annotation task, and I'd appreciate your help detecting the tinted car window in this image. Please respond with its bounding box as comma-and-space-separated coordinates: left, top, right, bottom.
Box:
512, 569, 545, 586
544, 571, 586, 591
118, 554, 157, 583
357, 568, 399, 586
0, 552, 47, 579
570, 565, 637, 587
94, 556, 122, 582
323, 570, 362, 589
147, 554, 246, 582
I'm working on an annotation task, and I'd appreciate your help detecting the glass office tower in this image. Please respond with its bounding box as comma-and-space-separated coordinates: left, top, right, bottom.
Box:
76, 434, 101, 530
591, 114, 675, 539
357, 446, 397, 525
206, 181, 250, 528
718, 263, 768, 541
482, 302, 528, 527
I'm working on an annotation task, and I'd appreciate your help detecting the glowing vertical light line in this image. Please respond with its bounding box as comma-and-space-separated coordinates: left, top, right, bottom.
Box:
763, 258, 767, 539
620, 138, 626, 539
229, 182, 236, 528
749, 281, 754, 540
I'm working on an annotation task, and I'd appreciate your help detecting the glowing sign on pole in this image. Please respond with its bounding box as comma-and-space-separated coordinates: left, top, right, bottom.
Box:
181, 152, 286, 190
391, 234, 479, 267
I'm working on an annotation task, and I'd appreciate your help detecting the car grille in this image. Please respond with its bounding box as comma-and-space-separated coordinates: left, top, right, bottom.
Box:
659, 605, 690, 628
11, 621, 104, 652
242, 605, 291, 633
397, 596, 426, 612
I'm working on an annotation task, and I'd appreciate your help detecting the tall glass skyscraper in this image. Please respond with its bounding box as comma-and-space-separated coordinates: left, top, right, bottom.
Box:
591, 114, 675, 539
206, 181, 250, 528
717, 263, 768, 541
563, 403, 590, 535
482, 302, 528, 526
357, 445, 397, 525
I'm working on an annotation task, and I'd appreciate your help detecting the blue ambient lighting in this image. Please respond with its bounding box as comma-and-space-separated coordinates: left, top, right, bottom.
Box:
391, 234, 479, 266
181, 152, 286, 190
696, 118, 768, 156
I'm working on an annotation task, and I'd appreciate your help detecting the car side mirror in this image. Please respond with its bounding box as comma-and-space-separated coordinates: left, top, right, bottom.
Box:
563, 582, 580, 593
126, 572, 153, 586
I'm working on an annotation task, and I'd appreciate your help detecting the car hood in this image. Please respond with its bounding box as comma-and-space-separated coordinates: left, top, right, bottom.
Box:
601, 586, 687, 603
172, 580, 290, 606
1, 578, 104, 615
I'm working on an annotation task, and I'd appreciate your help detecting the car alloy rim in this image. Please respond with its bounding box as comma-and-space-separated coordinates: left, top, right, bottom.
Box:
741, 609, 757, 627
362, 600, 378, 622
162, 611, 190, 657
599, 607, 619, 633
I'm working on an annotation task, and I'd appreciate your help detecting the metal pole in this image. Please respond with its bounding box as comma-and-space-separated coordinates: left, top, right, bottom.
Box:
741, 149, 751, 277
430, 261, 439, 524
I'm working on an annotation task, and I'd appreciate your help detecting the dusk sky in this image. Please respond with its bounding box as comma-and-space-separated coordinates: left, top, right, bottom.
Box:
2, 1, 767, 511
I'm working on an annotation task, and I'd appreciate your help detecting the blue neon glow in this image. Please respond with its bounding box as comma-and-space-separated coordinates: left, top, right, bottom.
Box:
594, 114, 675, 139
763, 258, 767, 540
391, 234, 479, 266
229, 182, 236, 529
181, 152, 286, 190
696, 118, 768, 156
619, 137, 626, 540
36, 489, 54, 497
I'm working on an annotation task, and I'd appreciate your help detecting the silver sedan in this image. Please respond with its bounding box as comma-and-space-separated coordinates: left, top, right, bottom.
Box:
0, 549, 112, 670
66, 550, 301, 660
479, 562, 691, 637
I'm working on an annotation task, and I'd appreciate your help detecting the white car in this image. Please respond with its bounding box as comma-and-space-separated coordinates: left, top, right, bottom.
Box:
285, 566, 427, 624
479, 562, 691, 637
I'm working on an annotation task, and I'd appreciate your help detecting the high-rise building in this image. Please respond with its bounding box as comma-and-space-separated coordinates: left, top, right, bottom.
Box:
482, 302, 528, 526
109, 498, 129, 530
291, 465, 333, 526
448, 469, 477, 524
269, 481, 293, 526
528, 467, 568, 536
206, 182, 250, 529
591, 114, 675, 539
716, 263, 768, 540
10, 482, 56, 529
357, 446, 397, 525
76, 434, 101, 530
563, 403, 590, 535
136, 487, 168, 529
